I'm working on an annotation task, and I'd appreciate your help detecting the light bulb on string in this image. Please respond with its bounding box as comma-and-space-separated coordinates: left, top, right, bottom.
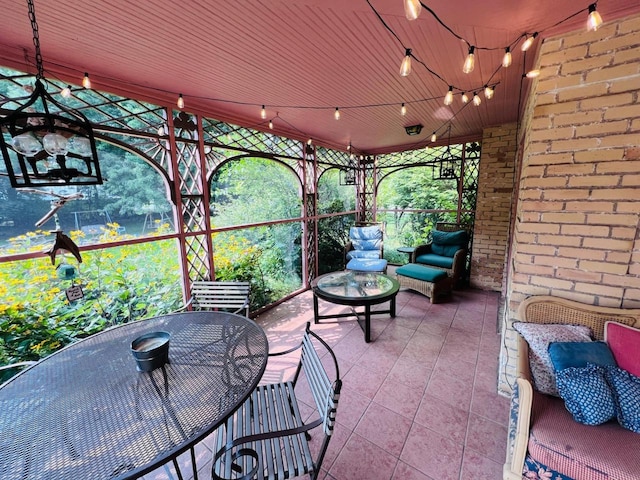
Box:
82, 72, 91, 89
461, 92, 469, 104
444, 86, 453, 106
484, 85, 494, 100
260, 105, 267, 119
404, 0, 422, 21
177, 94, 184, 109
521, 32, 538, 52
307, 138, 312, 145
526, 69, 540, 78
463, 46, 475, 74
472, 92, 481, 106
399, 48, 412, 77
401, 103, 407, 116
268, 119, 273, 129
334, 107, 341, 120
502, 47, 512, 68
587, 3, 603, 31
431, 132, 437, 143
60, 85, 72, 98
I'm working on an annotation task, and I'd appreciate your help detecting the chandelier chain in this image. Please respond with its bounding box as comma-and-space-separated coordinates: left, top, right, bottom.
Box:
27, 0, 43, 79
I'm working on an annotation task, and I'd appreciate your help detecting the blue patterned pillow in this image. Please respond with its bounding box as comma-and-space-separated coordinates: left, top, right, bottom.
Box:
604, 365, 640, 433
555, 363, 616, 425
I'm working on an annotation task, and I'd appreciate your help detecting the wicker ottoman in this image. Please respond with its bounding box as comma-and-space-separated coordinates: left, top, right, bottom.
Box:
395, 263, 453, 304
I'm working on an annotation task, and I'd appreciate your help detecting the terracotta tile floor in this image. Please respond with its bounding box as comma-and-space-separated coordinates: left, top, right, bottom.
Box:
144, 280, 509, 480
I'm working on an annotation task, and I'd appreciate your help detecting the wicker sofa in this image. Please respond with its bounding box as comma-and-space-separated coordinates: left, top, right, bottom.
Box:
504, 295, 640, 480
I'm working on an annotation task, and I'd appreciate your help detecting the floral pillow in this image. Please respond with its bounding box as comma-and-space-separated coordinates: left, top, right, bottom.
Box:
513, 322, 592, 396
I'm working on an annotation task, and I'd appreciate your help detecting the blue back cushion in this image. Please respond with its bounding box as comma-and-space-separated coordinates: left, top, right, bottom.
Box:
350, 226, 382, 252
431, 229, 468, 257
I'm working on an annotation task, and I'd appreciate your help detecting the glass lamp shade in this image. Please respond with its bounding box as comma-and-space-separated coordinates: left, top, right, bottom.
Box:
69, 136, 92, 157
11, 133, 42, 156
43, 133, 69, 155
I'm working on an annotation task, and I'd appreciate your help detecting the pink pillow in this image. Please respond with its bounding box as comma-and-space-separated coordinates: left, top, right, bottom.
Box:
605, 321, 640, 377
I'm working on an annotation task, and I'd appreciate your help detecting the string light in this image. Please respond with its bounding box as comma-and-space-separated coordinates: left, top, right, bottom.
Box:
403, 0, 422, 21
431, 132, 437, 143
401, 103, 407, 116
521, 32, 538, 51
462, 46, 475, 74
472, 92, 481, 106
587, 3, 603, 31
399, 48, 412, 77
444, 86, 453, 106
484, 85, 494, 100
347, 143, 352, 151
60, 85, 72, 98
268, 119, 273, 129
82, 72, 91, 89
177, 93, 184, 109
334, 107, 341, 120
461, 92, 469, 104
260, 105, 267, 119
526, 69, 540, 78
502, 47, 512, 68
307, 138, 312, 145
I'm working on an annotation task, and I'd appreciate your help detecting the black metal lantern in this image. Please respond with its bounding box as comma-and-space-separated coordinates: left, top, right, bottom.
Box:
0, 0, 103, 188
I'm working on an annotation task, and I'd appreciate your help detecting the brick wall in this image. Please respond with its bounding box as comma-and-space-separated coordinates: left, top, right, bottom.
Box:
470, 124, 517, 291
499, 13, 640, 394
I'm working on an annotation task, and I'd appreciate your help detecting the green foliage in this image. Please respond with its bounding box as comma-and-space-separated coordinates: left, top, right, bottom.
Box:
0, 225, 182, 371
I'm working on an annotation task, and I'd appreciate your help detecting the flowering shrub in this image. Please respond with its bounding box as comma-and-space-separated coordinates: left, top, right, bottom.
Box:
0, 224, 181, 372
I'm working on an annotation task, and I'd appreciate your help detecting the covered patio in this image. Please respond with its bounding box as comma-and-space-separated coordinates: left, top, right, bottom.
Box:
2, 1, 640, 479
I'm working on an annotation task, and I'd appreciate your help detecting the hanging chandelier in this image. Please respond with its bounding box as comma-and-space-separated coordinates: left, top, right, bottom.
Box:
0, 0, 103, 188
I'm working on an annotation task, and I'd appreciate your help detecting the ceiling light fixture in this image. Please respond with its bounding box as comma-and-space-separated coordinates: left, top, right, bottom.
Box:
587, 3, 603, 31
404, 124, 423, 136
444, 86, 454, 106
0, 0, 103, 187
461, 92, 469, 104
463, 46, 475, 74
260, 105, 267, 119
60, 85, 72, 98
399, 48, 412, 76
502, 47, 512, 67
431, 132, 437, 142
404, 0, 422, 20
472, 92, 481, 106
521, 32, 538, 52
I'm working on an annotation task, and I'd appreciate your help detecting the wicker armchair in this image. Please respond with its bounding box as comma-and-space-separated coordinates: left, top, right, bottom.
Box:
410, 223, 469, 286
504, 296, 640, 480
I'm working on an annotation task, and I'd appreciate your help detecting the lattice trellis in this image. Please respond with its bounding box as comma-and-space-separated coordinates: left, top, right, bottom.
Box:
1, 66, 481, 301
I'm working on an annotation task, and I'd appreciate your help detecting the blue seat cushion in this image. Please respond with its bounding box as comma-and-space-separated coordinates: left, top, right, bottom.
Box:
396, 264, 447, 282
346, 258, 387, 272
415, 253, 454, 269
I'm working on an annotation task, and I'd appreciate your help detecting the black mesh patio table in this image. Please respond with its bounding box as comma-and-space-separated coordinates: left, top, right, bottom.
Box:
311, 270, 400, 342
0, 311, 268, 480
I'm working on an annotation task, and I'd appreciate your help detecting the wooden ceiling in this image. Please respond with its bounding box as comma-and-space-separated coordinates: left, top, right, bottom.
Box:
1, 0, 639, 154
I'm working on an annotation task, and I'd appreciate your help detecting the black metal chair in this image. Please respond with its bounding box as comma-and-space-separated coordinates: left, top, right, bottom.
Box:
185, 280, 251, 317
211, 322, 341, 480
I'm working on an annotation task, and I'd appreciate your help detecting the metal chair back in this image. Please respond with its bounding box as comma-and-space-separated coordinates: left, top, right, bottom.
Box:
190, 281, 251, 317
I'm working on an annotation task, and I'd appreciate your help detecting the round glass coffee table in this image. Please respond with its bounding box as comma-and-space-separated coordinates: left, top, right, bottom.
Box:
311, 270, 400, 342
